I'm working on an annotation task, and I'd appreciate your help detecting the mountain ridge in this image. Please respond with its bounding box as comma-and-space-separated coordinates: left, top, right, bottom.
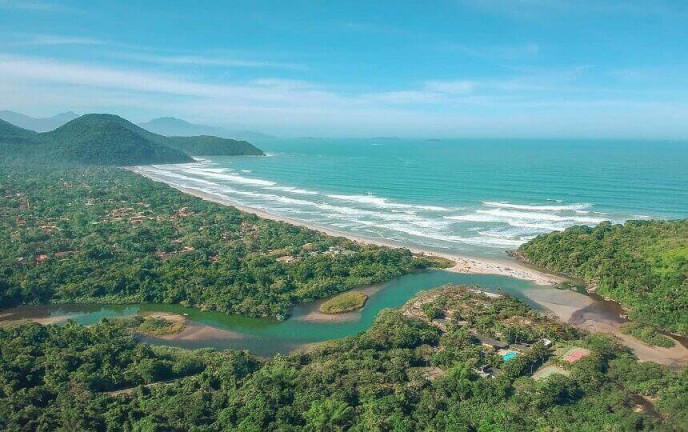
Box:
0, 113, 264, 165
0, 110, 79, 132
139, 116, 275, 141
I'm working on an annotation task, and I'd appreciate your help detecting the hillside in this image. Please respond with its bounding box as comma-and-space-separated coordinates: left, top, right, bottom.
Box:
517, 220, 688, 335
43, 114, 193, 165
0, 110, 78, 132
166, 135, 264, 156
0, 114, 265, 165
0, 119, 40, 146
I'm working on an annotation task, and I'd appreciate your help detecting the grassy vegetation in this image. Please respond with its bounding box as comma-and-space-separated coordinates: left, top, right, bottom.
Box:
1, 286, 685, 430
319, 291, 368, 314
518, 220, 688, 335
415, 254, 454, 269
136, 316, 186, 337
620, 322, 675, 348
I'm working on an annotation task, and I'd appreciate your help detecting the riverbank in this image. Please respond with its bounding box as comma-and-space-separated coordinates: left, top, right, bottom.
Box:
524, 287, 688, 369
130, 169, 562, 286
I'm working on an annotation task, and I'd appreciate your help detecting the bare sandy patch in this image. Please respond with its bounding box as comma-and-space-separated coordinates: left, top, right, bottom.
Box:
160, 321, 245, 341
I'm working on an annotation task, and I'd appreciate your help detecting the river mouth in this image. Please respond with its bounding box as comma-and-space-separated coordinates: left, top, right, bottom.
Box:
0, 270, 628, 357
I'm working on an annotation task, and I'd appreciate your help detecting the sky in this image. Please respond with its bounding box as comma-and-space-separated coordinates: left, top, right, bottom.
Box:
1, 0, 688, 138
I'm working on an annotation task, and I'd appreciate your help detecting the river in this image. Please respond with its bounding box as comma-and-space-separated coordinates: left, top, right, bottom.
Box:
0, 270, 631, 357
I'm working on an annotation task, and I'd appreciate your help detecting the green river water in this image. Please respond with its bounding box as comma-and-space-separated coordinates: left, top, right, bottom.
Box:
1, 271, 551, 356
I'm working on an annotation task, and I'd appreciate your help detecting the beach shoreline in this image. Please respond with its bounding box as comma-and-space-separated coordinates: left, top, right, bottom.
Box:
131, 167, 562, 286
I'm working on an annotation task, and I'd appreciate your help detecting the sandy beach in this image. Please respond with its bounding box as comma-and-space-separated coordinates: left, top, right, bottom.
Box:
131, 169, 562, 287
523, 287, 688, 369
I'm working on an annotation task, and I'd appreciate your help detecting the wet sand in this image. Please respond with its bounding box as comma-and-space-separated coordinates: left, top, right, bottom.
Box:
140, 313, 245, 342
524, 287, 688, 369
161, 323, 245, 341
0, 311, 72, 326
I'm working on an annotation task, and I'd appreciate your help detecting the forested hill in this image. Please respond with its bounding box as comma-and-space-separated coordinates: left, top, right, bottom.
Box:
0, 119, 39, 145
165, 135, 264, 156
0, 113, 264, 165
517, 220, 688, 336
43, 114, 193, 165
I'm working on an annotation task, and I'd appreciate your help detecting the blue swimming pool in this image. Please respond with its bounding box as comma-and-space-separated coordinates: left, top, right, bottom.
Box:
502, 352, 519, 361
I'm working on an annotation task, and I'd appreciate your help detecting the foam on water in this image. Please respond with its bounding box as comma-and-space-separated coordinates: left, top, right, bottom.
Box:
136, 162, 626, 253
482, 201, 592, 211
183, 167, 277, 187
328, 193, 450, 212
133, 138, 685, 257
266, 186, 319, 195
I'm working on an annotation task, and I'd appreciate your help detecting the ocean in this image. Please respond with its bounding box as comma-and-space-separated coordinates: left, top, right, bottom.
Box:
135, 139, 688, 258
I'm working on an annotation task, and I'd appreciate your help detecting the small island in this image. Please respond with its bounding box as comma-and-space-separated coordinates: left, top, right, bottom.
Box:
132, 314, 186, 337
319, 291, 368, 314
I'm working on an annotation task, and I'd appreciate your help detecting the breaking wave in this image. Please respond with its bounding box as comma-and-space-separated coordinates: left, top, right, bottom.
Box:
133, 160, 632, 253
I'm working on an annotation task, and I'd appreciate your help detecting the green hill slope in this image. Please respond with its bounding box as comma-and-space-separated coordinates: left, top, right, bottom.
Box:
0, 114, 265, 165
517, 220, 688, 335
43, 114, 193, 165
166, 135, 264, 156
0, 119, 41, 147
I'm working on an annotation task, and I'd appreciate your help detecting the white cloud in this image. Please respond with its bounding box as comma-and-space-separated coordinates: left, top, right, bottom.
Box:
438, 42, 540, 61
462, 0, 685, 19
0, 53, 686, 138
113, 52, 307, 71
423, 80, 477, 94
23, 34, 106, 46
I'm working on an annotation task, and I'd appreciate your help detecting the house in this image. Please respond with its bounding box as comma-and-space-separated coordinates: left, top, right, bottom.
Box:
475, 364, 500, 378
475, 334, 509, 350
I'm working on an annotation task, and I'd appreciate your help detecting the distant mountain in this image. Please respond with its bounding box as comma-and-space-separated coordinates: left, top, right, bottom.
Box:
0, 114, 264, 165
124, 117, 264, 156
0, 110, 79, 132
140, 117, 275, 141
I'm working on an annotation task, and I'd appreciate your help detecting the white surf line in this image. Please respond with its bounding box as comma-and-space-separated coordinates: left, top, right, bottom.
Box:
129, 167, 562, 286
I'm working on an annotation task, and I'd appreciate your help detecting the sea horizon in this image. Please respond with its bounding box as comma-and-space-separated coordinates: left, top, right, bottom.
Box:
134, 138, 688, 259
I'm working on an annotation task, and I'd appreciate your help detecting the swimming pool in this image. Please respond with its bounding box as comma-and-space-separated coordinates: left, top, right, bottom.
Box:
502, 352, 519, 361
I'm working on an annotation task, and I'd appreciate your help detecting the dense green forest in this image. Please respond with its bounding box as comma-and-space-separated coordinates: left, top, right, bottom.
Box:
517, 220, 688, 336
166, 135, 264, 156
0, 115, 191, 165
2, 286, 685, 431
0, 114, 263, 165
0, 165, 440, 318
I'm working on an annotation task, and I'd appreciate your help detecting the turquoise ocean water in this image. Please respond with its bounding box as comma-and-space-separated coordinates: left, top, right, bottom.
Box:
136, 139, 688, 258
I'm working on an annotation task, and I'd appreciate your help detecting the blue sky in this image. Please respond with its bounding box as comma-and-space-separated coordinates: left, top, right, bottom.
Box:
1, 0, 687, 138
